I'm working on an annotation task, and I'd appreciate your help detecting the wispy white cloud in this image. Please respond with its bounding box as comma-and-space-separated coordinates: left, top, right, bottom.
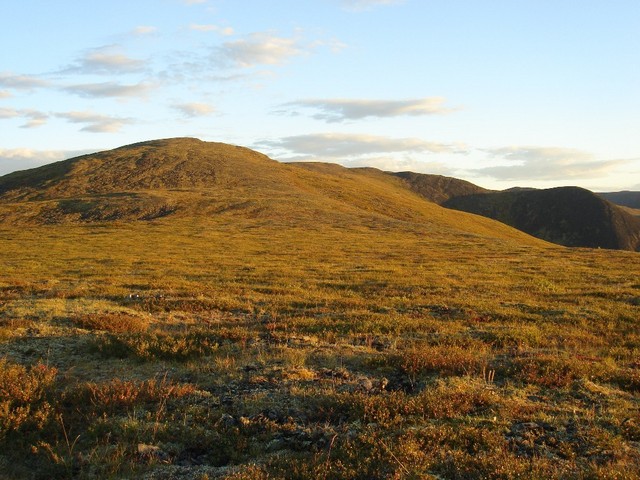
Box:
172, 102, 215, 117
341, 0, 405, 12
282, 97, 457, 122
63, 81, 154, 98
258, 133, 464, 159
256, 133, 462, 175
0, 90, 11, 98
56, 111, 133, 133
218, 32, 308, 67
0, 107, 18, 119
133, 26, 157, 35
19, 109, 48, 128
0, 72, 49, 90
189, 24, 234, 35
0, 107, 48, 128
64, 46, 146, 74
473, 146, 630, 181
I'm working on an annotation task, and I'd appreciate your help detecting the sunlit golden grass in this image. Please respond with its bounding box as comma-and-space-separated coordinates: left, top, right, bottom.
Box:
0, 210, 638, 479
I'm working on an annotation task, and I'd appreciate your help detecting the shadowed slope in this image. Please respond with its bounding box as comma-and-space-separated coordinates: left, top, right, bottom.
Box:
444, 187, 640, 251
380, 171, 640, 251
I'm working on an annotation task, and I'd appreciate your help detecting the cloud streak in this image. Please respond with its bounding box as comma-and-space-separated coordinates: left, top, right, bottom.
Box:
56, 111, 133, 133
0, 72, 49, 90
282, 97, 457, 122
258, 133, 462, 159
172, 102, 215, 117
0, 107, 48, 128
63, 81, 154, 98
65, 46, 146, 74
473, 146, 630, 181
341, 0, 405, 12
133, 26, 157, 35
217, 33, 308, 67
189, 24, 234, 35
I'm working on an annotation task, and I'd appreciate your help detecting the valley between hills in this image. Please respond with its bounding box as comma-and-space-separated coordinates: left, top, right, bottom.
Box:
0, 138, 638, 479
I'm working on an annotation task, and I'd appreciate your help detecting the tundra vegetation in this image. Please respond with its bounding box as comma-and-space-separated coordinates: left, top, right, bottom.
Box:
0, 139, 638, 479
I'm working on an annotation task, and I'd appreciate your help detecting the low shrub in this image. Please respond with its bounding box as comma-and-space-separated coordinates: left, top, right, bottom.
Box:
72, 312, 149, 333
0, 359, 58, 438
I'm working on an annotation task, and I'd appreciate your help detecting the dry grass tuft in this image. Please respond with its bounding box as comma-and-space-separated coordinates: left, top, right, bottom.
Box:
72, 312, 150, 333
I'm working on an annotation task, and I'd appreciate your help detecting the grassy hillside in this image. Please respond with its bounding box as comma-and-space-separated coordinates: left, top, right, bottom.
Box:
391, 171, 490, 204
0, 139, 639, 479
0, 138, 545, 248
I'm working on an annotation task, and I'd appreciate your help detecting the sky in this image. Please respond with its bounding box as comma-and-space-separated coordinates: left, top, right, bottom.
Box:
1, 0, 639, 191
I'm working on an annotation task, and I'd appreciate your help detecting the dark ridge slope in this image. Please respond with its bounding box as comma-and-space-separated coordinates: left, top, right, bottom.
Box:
443, 187, 640, 251
599, 191, 640, 209
391, 171, 490, 204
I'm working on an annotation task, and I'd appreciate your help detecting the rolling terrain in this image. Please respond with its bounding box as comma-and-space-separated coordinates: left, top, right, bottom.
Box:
0, 138, 638, 479
2, 137, 638, 251
0, 138, 545, 245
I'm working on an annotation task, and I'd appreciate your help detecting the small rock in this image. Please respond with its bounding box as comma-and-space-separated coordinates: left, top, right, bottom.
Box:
218, 413, 236, 428
137, 443, 169, 462
358, 376, 374, 392
512, 422, 543, 433
266, 438, 287, 452
262, 409, 281, 422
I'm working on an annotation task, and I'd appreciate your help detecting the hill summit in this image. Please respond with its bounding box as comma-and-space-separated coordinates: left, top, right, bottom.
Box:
0, 138, 300, 224
0, 138, 281, 199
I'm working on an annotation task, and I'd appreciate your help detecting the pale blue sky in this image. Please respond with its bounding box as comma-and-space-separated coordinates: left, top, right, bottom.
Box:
1, 0, 639, 190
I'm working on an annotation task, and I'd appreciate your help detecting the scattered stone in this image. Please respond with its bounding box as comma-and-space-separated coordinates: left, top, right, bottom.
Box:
357, 376, 374, 392
137, 444, 169, 462
266, 438, 287, 452
512, 422, 543, 434
218, 413, 236, 428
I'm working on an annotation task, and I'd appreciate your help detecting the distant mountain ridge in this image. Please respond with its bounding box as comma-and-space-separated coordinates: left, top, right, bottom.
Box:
0, 137, 638, 251
598, 191, 640, 209
392, 171, 640, 251
443, 187, 640, 251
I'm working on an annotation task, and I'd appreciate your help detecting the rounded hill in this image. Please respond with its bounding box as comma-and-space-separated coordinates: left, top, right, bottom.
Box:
0, 138, 548, 249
